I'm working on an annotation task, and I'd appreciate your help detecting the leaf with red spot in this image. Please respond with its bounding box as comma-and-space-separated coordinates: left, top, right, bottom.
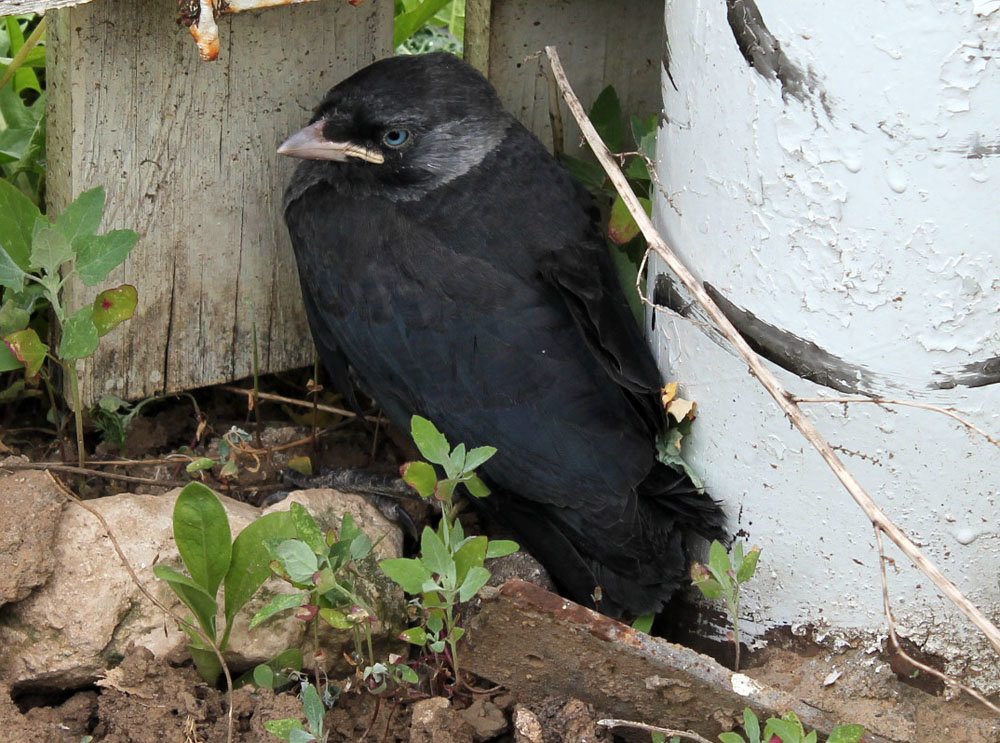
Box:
607, 195, 651, 245
92, 284, 137, 336
3, 327, 48, 378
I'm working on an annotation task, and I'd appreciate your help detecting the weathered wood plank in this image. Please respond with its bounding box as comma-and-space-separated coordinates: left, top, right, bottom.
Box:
49, 0, 391, 403
485, 0, 663, 153
0, 0, 94, 14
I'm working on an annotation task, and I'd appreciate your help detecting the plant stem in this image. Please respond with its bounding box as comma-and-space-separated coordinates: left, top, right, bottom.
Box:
66, 362, 85, 468
0, 16, 47, 92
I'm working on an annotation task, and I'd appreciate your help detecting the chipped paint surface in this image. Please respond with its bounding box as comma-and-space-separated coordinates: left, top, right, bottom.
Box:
656, 1, 1000, 691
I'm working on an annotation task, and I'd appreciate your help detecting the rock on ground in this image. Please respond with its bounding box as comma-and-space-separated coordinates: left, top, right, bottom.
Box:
0, 481, 404, 690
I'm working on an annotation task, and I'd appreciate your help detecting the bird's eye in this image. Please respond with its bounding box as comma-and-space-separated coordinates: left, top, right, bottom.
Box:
382, 129, 410, 148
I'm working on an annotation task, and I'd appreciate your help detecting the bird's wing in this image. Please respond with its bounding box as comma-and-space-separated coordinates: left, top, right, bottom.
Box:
537, 224, 665, 434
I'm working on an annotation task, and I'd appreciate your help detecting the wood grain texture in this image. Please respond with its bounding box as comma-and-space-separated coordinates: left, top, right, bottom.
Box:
487, 0, 663, 154
48, 0, 391, 404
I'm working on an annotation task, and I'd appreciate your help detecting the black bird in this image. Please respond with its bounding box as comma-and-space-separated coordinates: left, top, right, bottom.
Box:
279, 52, 725, 618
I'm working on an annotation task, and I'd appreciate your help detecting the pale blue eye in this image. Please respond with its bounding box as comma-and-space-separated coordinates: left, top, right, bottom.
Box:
382, 129, 410, 147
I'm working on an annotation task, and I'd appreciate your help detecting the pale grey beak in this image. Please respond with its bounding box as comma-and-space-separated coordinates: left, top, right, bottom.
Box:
278, 120, 385, 164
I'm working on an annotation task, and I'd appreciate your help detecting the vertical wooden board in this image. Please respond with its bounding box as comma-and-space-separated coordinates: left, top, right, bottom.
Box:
48, 0, 391, 404
486, 0, 663, 153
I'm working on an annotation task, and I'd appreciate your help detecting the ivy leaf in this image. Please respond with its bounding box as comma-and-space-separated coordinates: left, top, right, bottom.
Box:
588, 85, 626, 154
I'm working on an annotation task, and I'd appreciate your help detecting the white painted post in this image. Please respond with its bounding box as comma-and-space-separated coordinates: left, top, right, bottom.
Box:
655, 1, 1000, 690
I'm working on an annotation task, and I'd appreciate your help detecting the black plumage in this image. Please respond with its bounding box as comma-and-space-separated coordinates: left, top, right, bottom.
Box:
279, 52, 725, 618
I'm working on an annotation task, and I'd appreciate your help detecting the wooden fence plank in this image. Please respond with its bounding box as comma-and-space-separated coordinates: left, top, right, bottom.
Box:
48, 0, 391, 404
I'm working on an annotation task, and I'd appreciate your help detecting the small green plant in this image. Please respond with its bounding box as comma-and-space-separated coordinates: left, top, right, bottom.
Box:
394, 0, 464, 54
185, 425, 257, 482
249, 502, 414, 693
691, 540, 761, 672
0, 182, 139, 466
264, 680, 328, 743
720, 708, 864, 743
1, 14, 47, 205
380, 415, 518, 687
153, 481, 296, 683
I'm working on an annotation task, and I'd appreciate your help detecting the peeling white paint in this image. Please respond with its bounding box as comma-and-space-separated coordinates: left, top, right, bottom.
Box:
656, 1, 1000, 691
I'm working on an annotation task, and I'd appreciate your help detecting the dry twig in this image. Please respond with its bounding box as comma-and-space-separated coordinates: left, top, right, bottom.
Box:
598, 718, 715, 743
542, 45, 1000, 659
794, 396, 1000, 450
874, 528, 1000, 714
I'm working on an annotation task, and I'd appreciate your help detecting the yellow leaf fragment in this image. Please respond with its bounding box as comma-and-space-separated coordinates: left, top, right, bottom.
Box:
661, 382, 678, 409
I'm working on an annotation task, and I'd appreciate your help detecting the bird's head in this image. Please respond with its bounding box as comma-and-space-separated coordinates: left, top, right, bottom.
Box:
279, 53, 513, 198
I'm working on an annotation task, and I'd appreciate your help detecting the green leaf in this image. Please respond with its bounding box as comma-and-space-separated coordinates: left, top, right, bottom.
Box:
224, 510, 296, 629
0, 247, 27, 291
319, 608, 350, 629
453, 535, 487, 586
29, 227, 73, 274
463, 445, 496, 471
393, 0, 455, 47
152, 564, 219, 639
187, 643, 223, 685
827, 725, 866, 743
289, 729, 318, 743
410, 415, 450, 465
630, 113, 659, 159
289, 502, 325, 555
301, 682, 324, 736
458, 565, 490, 602
743, 708, 761, 743
400, 626, 428, 645
249, 591, 306, 629
420, 526, 455, 582
57, 306, 99, 361
253, 663, 275, 689
3, 327, 46, 377
73, 230, 138, 286
91, 284, 137, 336
54, 187, 105, 245
631, 613, 654, 634
274, 539, 319, 583
185, 457, 216, 473
692, 576, 722, 600
287, 455, 312, 475
0, 177, 40, 269
588, 85, 626, 154
718, 734, 747, 743
401, 460, 437, 498
445, 441, 466, 479
349, 531, 372, 561
263, 718, 307, 742
608, 195, 650, 245
608, 237, 644, 328
485, 539, 519, 559
463, 474, 491, 498
709, 540, 732, 573
173, 481, 233, 597
379, 557, 432, 594
395, 664, 419, 684
560, 155, 606, 192
737, 546, 761, 583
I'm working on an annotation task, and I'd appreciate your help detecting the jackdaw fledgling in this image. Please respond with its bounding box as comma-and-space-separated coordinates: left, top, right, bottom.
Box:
279, 52, 724, 619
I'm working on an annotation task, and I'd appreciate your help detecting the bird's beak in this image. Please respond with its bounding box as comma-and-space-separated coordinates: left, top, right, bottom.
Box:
277, 120, 385, 164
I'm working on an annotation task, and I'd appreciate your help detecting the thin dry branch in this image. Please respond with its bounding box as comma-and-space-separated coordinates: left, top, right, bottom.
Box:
598, 718, 715, 743
47, 472, 235, 743
221, 385, 381, 422
874, 528, 1000, 714
794, 396, 1000, 450
541, 45, 1000, 657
